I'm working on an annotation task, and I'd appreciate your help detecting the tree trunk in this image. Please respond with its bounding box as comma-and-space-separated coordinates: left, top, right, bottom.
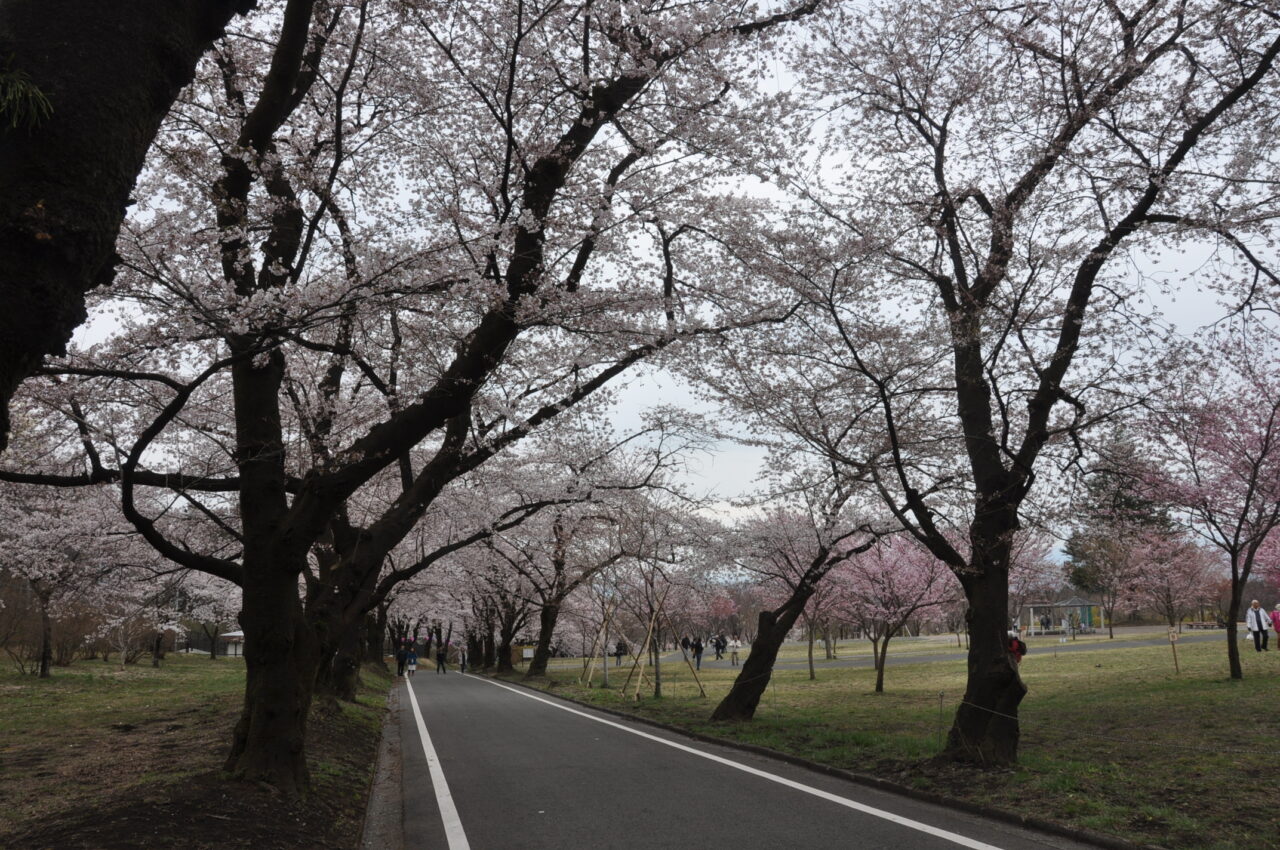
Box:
1226, 576, 1245, 680
0, 0, 251, 447
151, 631, 165, 668
525, 601, 560, 679
807, 622, 816, 681
37, 592, 52, 679
482, 630, 496, 670
942, 565, 1026, 765
873, 637, 889, 693
224, 568, 318, 795
652, 624, 662, 698
711, 590, 811, 721
496, 631, 515, 673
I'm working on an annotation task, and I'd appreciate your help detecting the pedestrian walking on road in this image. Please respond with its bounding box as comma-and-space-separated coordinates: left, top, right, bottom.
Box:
406, 649, 418, 676
713, 636, 725, 660
396, 644, 408, 677
692, 637, 704, 670
1246, 600, 1270, 652
436, 645, 448, 673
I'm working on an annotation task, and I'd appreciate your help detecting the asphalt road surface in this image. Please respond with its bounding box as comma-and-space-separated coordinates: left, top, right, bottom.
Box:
400, 672, 1103, 850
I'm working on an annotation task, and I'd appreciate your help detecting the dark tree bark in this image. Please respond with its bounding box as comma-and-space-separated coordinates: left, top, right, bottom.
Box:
0, 0, 253, 447
482, 630, 496, 670
711, 589, 812, 721
525, 602, 560, 678
36, 589, 52, 679
942, 535, 1027, 764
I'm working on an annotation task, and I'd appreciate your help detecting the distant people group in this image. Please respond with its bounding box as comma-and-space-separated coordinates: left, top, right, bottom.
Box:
394, 638, 464, 677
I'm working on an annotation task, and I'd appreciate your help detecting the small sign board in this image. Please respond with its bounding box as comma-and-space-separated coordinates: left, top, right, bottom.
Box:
1168, 630, 1179, 642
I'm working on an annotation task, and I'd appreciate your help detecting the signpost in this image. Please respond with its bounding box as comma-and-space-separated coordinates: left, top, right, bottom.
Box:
1168, 629, 1180, 674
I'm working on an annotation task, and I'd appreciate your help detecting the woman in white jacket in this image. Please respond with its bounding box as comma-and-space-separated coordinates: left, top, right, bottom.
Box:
1246, 600, 1271, 652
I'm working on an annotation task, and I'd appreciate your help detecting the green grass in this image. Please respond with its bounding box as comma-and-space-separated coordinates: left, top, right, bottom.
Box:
0, 653, 392, 848
520, 639, 1280, 850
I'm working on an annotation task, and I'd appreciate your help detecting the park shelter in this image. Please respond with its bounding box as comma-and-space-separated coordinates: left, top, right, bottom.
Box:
218, 630, 245, 657
1023, 597, 1102, 634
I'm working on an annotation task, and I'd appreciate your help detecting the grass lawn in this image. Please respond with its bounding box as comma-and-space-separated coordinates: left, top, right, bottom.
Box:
522, 638, 1280, 850
0, 653, 391, 849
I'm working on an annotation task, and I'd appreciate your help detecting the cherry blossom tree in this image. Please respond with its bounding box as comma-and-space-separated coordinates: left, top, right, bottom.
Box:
698, 0, 1280, 763
1, 0, 818, 791
1144, 324, 1280, 679
177, 572, 242, 660
828, 538, 959, 692
710, 480, 882, 720
1130, 530, 1220, 630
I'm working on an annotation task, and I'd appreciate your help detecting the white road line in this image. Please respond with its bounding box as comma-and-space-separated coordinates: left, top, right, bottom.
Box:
405, 678, 471, 850
474, 677, 1005, 850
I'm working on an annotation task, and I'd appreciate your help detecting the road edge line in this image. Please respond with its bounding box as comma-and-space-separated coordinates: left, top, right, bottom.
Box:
404, 677, 471, 850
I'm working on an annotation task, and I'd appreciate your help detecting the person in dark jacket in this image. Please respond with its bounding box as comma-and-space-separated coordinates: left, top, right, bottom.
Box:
614, 639, 628, 666
692, 637, 704, 670
436, 645, 448, 674
395, 644, 408, 677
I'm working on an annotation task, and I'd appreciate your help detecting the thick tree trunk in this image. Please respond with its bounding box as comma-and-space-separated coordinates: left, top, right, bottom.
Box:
151, 632, 165, 668
711, 591, 811, 721
496, 630, 515, 674
224, 569, 318, 795
942, 566, 1026, 765
0, 0, 251, 447
482, 630, 496, 670
223, 352, 316, 793
525, 602, 560, 679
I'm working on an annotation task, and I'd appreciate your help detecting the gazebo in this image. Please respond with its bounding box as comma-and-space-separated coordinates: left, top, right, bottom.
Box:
1024, 597, 1102, 635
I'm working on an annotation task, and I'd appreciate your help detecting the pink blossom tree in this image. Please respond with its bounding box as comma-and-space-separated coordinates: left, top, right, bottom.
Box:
828, 538, 960, 692
1144, 325, 1280, 679
1, 0, 819, 790
1130, 530, 1220, 631
696, 0, 1280, 763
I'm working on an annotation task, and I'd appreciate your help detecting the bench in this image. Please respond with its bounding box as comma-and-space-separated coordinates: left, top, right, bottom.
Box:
1185, 622, 1219, 629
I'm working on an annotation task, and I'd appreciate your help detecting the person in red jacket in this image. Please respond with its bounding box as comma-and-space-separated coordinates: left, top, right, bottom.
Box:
1008, 630, 1028, 664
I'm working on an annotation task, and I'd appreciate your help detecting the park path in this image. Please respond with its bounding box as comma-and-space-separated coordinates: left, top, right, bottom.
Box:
398, 671, 1102, 850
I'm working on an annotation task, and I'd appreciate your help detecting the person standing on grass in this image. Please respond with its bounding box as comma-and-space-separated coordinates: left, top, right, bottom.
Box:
1271, 605, 1280, 636
729, 636, 741, 667
1007, 630, 1028, 664
1246, 600, 1270, 652
406, 648, 418, 677
692, 637, 704, 670
614, 639, 627, 667
436, 644, 448, 674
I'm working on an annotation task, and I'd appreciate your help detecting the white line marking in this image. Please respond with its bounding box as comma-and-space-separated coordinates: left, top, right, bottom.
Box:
474, 677, 1005, 850
405, 678, 471, 850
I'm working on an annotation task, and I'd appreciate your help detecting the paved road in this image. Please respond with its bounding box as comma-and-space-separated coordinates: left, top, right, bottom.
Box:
400, 672, 1102, 850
